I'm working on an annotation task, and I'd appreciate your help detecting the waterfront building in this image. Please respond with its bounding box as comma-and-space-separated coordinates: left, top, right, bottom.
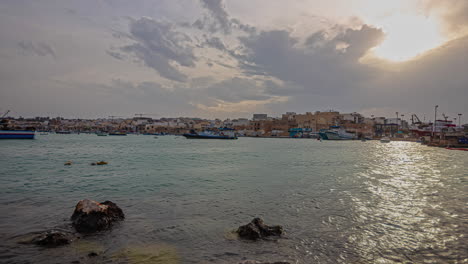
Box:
253, 114, 268, 121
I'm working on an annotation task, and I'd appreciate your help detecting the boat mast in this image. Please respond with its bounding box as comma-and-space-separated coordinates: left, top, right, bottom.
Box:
432, 105, 438, 136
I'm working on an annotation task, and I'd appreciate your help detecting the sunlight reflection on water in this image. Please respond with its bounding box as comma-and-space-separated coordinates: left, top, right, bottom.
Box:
348, 142, 466, 263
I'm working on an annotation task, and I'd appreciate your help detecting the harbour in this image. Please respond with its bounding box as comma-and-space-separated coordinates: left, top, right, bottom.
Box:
0, 134, 466, 263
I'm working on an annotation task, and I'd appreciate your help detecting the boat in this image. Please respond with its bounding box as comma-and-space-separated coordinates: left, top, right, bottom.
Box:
0, 130, 35, 139
56, 131, 71, 134
380, 137, 391, 143
0, 114, 35, 139
109, 132, 127, 136
409, 116, 462, 137
96, 132, 108, 136
445, 147, 468, 151
319, 126, 357, 140
183, 128, 237, 139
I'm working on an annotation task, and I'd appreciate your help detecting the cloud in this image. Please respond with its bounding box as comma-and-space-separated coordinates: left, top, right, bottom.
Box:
119, 17, 196, 82
200, 0, 231, 34
197, 0, 256, 35
237, 25, 384, 96
202, 77, 273, 103
204, 36, 227, 51
106, 50, 126, 60
426, 0, 468, 36
17, 41, 56, 58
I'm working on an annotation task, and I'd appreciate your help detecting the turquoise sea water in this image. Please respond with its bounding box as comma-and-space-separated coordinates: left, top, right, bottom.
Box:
0, 134, 467, 263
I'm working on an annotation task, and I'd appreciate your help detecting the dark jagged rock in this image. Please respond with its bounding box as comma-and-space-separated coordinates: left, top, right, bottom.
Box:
236, 218, 283, 240
71, 199, 124, 233
29, 230, 74, 247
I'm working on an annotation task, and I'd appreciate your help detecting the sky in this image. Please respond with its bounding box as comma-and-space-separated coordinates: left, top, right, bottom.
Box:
0, 0, 467, 122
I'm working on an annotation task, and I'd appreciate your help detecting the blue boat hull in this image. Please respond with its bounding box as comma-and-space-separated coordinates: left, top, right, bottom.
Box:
0, 130, 35, 139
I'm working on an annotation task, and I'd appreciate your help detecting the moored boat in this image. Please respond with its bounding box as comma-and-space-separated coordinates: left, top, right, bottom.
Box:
109, 132, 127, 136
56, 131, 71, 134
380, 137, 391, 143
0, 130, 35, 139
319, 126, 357, 140
183, 128, 237, 139
445, 147, 468, 151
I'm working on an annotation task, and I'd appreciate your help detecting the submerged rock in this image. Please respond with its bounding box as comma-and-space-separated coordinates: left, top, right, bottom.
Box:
71, 199, 124, 233
23, 230, 75, 247
112, 244, 179, 264
236, 218, 283, 240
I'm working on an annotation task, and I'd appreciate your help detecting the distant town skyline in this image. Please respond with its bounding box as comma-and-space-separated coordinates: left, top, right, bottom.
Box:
0, 0, 467, 120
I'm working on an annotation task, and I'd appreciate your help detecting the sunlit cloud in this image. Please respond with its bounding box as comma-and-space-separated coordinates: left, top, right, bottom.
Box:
372, 13, 444, 61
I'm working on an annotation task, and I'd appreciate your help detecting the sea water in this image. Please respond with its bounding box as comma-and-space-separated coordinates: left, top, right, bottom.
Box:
0, 134, 466, 263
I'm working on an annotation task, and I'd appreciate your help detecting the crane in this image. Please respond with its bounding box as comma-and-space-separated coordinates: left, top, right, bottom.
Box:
411, 114, 422, 124
442, 113, 449, 122
1, 110, 10, 118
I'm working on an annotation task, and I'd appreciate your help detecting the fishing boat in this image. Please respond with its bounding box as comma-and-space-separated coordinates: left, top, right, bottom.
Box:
380, 137, 391, 143
109, 132, 127, 136
183, 128, 237, 139
56, 131, 71, 134
0, 130, 35, 139
0, 113, 35, 139
319, 126, 357, 140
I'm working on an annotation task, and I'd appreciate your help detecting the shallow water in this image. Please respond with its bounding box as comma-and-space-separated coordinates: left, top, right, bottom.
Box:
0, 134, 467, 263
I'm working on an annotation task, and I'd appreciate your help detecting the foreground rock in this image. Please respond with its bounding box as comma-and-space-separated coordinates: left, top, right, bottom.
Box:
236, 218, 283, 240
71, 199, 124, 233
19, 230, 75, 247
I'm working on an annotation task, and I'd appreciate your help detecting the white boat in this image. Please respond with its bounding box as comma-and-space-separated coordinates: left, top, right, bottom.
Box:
380, 137, 391, 143
319, 126, 357, 140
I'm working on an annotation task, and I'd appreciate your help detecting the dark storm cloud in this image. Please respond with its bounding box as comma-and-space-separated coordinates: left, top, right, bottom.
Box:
237, 25, 385, 96
204, 36, 227, 51
17, 41, 56, 58
200, 0, 231, 34
119, 17, 196, 82
197, 0, 256, 34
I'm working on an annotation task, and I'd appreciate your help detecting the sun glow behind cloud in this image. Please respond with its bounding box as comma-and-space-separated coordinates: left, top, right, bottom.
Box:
371, 13, 444, 61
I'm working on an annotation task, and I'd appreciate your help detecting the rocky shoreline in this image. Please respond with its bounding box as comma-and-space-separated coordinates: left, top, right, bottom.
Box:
16, 199, 291, 263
